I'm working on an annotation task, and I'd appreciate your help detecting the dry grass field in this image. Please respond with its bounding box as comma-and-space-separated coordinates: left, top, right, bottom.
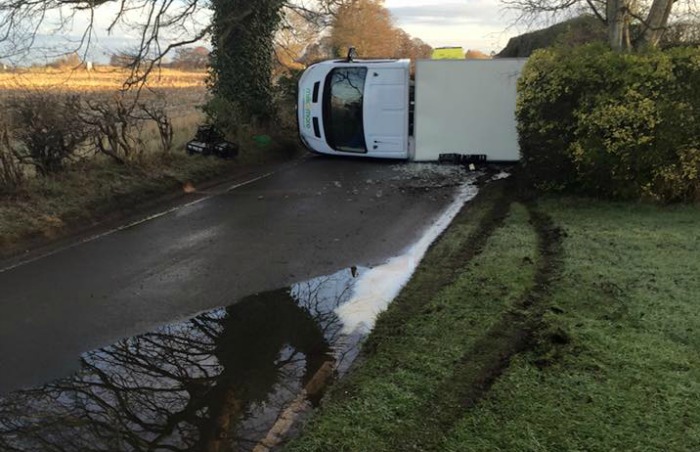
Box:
0, 66, 207, 123
0, 66, 206, 90
0, 66, 209, 157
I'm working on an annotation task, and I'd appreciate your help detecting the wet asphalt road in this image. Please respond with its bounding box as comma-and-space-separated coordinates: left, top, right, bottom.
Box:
0, 156, 464, 394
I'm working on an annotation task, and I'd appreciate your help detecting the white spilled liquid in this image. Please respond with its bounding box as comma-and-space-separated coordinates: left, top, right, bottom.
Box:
335, 182, 481, 335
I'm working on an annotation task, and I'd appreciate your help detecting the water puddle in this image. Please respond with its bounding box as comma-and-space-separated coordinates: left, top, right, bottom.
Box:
0, 273, 361, 452
0, 180, 479, 451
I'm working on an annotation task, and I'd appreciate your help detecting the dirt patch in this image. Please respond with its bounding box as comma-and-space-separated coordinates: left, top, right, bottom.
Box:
389, 163, 474, 191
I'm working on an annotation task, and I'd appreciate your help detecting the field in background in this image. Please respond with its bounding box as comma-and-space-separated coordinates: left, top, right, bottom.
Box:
0, 66, 206, 91
0, 66, 207, 126
0, 66, 208, 158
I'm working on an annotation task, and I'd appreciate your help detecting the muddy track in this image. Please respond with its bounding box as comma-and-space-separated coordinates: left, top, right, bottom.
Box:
395, 193, 565, 450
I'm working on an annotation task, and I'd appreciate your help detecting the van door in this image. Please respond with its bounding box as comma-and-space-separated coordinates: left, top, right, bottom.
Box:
363, 65, 409, 157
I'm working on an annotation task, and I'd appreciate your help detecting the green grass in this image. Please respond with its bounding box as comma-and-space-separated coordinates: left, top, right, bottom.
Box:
287, 185, 700, 451
442, 198, 700, 452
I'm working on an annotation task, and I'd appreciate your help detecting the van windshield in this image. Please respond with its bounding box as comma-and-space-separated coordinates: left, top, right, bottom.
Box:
322, 67, 367, 153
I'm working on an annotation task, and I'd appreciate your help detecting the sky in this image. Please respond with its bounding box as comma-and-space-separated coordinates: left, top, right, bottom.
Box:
70, 0, 524, 55
385, 0, 522, 53
2, 0, 524, 64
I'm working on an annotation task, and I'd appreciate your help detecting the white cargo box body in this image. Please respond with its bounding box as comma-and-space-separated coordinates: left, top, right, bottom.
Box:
412, 59, 527, 162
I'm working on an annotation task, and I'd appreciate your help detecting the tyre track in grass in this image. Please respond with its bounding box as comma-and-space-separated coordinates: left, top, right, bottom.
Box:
394, 195, 565, 451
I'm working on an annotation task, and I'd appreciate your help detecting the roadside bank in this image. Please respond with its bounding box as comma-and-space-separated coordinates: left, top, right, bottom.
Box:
0, 147, 299, 259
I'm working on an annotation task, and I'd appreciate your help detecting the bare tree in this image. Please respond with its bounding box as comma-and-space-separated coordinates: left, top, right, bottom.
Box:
7, 92, 89, 175
274, 6, 322, 75
170, 45, 209, 70
109, 50, 139, 68
502, 0, 697, 51
661, 19, 700, 45
47, 51, 83, 69
138, 95, 174, 152
0, 0, 354, 136
0, 0, 213, 89
0, 1, 345, 85
81, 94, 143, 164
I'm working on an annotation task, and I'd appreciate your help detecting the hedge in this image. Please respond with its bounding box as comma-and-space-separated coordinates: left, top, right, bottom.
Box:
517, 44, 700, 202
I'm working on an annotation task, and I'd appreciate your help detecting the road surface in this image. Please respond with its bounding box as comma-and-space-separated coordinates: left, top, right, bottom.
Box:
0, 156, 467, 394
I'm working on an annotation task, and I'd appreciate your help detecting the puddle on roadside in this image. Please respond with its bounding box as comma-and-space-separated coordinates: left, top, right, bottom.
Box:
0, 180, 479, 452
0, 270, 363, 452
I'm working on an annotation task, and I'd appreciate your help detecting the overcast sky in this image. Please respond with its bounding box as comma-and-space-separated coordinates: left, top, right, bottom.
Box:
3, 0, 523, 64
63, 0, 524, 55
385, 0, 521, 53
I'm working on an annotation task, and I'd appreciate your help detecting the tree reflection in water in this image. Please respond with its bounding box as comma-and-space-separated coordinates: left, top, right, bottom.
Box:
0, 267, 366, 451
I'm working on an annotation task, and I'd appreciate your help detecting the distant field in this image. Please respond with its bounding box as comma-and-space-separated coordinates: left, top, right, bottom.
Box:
0, 67, 207, 120
0, 66, 205, 90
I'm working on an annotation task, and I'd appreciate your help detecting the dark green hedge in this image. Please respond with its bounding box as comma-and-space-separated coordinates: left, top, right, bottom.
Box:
517, 44, 700, 202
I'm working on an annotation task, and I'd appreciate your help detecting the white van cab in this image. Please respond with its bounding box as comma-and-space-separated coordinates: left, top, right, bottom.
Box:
297, 58, 411, 159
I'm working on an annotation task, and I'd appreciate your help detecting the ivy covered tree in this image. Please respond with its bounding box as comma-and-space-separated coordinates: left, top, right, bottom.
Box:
207, 0, 286, 127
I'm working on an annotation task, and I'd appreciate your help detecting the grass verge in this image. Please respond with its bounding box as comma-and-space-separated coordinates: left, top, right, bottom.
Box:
287, 180, 700, 451
443, 197, 700, 451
